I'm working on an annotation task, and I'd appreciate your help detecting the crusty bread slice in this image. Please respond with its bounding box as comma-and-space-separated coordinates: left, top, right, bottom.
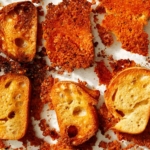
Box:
0, 73, 30, 139
104, 67, 150, 134
50, 81, 99, 146
0, 1, 37, 62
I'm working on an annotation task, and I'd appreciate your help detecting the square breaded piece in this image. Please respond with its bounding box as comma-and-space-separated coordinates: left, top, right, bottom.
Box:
50, 81, 99, 146
42, 0, 94, 72
100, 0, 150, 56
0, 1, 37, 62
0, 73, 30, 140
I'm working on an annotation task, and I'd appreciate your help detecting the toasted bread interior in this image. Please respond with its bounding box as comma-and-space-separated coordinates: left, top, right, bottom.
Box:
0, 1, 37, 62
104, 67, 150, 134
0, 73, 30, 139
50, 81, 99, 145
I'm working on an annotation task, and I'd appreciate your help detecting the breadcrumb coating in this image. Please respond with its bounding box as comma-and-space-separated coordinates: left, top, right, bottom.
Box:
42, 0, 94, 72
100, 0, 150, 56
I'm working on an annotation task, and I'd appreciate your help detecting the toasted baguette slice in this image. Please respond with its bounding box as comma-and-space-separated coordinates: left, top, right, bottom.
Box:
50, 81, 99, 146
104, 67, 150, 134
0, 1, 37, 62
0, 73, 30, 139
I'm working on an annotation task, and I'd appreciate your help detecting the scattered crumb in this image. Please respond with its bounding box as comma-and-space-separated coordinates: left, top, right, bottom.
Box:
109, 59, 137, 76
96, 24, 114, 46
93, 3, 106, 14
107, 140, 121, 150
99, 141, 107, 149
94, 61, 112, 85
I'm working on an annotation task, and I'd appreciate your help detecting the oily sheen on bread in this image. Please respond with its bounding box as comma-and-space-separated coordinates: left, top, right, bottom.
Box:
104, 67, 150, 134
0, 1, 37, 62
50, 81, 99, 146
0, 73, 30, 139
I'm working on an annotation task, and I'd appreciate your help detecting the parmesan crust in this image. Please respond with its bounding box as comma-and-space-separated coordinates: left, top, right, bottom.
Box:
42, 0, 94, 72
100, 0, 150, 56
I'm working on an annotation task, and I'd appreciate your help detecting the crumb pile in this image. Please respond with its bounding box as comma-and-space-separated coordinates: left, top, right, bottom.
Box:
42, 0, 94, 72
100, 0, 150, 56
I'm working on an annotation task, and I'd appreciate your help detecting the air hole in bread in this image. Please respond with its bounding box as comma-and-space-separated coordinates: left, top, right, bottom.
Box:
65, 106, 69, 110
131, 78, 136, 84
77, 90, 82, 95
0, 117, 8, 122
15, 38, 26, 48
14, 93, 21, 100
5, 81, 12, 88
67, 99, 73, 104
112, 89, 118, 101
12, 130, 16, 134
8, 111, 15, 119
142, 83, 148, 88
67, 125, 78, 138
133, 100, 148, 109
64, 89, 73, 95
73, 106, 86, 116
115, 109, 124, 117
18, 82, 26, 87
130, 95, 134, 98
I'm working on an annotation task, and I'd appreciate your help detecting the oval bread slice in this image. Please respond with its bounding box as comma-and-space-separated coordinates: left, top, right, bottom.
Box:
50, 81, 99, 146
104, 67, 150, 134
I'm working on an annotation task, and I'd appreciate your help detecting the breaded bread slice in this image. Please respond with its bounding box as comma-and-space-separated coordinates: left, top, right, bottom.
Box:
50, 81, 99, 146
104, 67, 150, 134
0, 73, 30, 139
42, 0, 94, 72
100, 0, 150, 56
0, 1, 37, 62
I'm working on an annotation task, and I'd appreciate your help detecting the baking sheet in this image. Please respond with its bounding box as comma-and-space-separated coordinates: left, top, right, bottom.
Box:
0, 0, 150, 149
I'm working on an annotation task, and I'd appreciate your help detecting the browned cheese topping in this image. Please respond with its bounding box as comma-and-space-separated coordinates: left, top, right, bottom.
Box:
100, 0, 150, 56
42, 0, 94, 72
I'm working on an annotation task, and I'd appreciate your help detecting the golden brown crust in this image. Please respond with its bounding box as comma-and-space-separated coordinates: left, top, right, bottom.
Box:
0, 1, 37, 62
50, 81, 99, 146
0, 73, 30, 139
42, 0, 94, 72
100, 0, 150, 56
